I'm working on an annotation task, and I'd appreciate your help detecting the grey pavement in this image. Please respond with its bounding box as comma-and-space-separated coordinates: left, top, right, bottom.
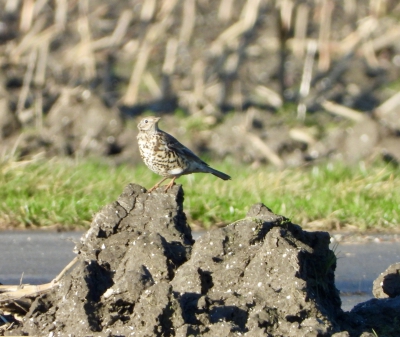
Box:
0, 231, 81, 285
0, 231, 399, 311
334, 241, 400, 311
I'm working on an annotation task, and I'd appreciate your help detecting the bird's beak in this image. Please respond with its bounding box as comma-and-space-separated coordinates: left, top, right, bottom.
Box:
155, 117, 161, 122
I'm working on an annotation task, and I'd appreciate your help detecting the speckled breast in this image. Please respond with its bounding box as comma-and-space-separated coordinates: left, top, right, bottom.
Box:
137, 132, 184, 177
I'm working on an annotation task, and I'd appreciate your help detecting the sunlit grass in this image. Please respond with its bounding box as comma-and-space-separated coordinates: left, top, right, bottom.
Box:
0, 157, 399, 231
185, 160, 400, 231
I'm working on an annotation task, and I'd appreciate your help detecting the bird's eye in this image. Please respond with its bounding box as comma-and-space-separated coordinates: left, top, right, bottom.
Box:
144, 119, 148, 123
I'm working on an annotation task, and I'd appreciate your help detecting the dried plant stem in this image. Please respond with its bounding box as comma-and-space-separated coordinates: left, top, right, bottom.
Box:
5, 0, 20, 12
278, 0, 293, 34
277, 0, 293, 100
110, 10, 132, 46
77, 16, 96, 80
193, 60, 205, 99
362, 40, 379, 68
218, 0, 234, 22
241, 0, 262, 29
210, 21, 246, 55
0, 283, 52, 303
344, 0, 357, 17
161, 38, 178, 99
91, 10, 132, 51
162, 38, 178, 75
55, 0, 68, 30
254, 86, 282, 108
289, 128, 316, 145
318, 0, 333, 72
159, 0, 179, 19
35, 90, 43, 130
16, 49, 37, 120
299, 40, 317, 99
34, 40, 49, 87
293, 3, 309, 58
52, 256, 79, 283
20, 0, 35, 32
124, 42, 152, 105
0, 257, 79, 305
124, 0, 178, 106
140, 0, 157, 22
211, 0, 261, 54
339, 17, 377, 56
370, 25, 400, 52
231, 80, 243, 109
321, 101, 365, 121
12, 17, 46, 58
143, 72, 162, 97
33, 0, 49, 16
245, 132, 284, 168
297, 40, 317, 119
375, 92, 400, 118
370, 0, 387, 17
179, 0, 195, 43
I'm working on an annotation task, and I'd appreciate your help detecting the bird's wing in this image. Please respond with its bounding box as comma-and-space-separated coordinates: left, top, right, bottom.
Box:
161, 131, 209, 166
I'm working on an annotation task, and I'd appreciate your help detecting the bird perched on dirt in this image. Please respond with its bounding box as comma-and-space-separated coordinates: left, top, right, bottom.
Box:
137, 116, 231, 192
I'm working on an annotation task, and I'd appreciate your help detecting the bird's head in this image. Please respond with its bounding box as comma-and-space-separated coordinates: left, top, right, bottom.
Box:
137, 116, 161, 132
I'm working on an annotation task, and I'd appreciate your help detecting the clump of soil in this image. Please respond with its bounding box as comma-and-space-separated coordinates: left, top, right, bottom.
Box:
3, 184, 400, 336
373, 262, 400, 299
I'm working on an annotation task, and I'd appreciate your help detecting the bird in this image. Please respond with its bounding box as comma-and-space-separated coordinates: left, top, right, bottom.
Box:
137, 116, 231, 192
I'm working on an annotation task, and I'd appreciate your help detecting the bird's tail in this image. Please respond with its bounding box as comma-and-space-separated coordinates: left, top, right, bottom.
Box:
208, 167, 231, 181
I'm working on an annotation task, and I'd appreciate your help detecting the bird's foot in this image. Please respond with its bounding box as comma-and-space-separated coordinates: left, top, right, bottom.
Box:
147, 177, 169, 193
163, 181, 176, 192
163, 177, 177, 192
147, 184, 160, 193
147, 178, 176, 193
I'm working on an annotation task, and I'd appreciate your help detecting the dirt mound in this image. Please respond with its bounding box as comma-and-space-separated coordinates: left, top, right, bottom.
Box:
5, 184, 344, 336
373, 262, 400, 299
349, 297, 400, 337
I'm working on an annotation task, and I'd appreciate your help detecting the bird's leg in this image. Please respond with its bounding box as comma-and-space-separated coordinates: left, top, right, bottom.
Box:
164, 177, 177, 192
147, 177, 169, 192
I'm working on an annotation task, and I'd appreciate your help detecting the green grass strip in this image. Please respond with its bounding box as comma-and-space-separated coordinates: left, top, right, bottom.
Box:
0, 158, 398, 231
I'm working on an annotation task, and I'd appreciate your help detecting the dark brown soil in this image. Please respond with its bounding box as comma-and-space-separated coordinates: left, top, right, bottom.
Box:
3, 184, 399, 336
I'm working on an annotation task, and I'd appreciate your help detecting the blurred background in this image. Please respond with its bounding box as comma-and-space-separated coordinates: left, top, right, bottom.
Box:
0, 0, 399, 166
0, 0, 399, 230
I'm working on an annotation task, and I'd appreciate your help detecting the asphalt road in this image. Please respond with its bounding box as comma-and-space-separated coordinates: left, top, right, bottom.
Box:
1, 231, 399, 311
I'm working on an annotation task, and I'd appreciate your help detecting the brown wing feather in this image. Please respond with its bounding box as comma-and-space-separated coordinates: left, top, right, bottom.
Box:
160, 131, 209, 166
